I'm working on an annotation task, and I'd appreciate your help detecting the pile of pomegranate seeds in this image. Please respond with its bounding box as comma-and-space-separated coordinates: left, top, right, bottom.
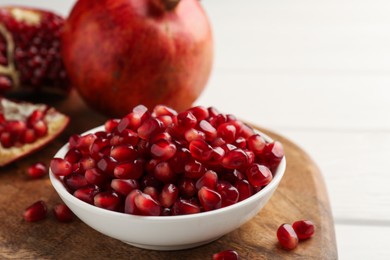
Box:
51, 105, 284, 216
0, 98, 49, 148
0, 7, 68, 93
277, 220, 315, 250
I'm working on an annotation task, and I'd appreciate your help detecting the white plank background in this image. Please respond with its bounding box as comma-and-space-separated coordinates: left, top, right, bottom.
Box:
2, 0, 390, 258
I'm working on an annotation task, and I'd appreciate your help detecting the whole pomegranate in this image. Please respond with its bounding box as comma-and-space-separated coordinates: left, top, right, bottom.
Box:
62, 0, 213, 117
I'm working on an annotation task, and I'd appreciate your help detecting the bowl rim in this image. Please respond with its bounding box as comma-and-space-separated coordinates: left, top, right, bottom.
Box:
49, 125, 286, 221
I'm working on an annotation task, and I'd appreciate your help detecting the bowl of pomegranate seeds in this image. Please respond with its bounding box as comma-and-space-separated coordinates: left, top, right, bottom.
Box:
49, 105, 286, 250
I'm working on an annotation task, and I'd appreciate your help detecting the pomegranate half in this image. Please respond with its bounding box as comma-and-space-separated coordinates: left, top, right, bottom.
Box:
0, 97, 69, 167
62, 0, 213, 117
0, 6, 69, 95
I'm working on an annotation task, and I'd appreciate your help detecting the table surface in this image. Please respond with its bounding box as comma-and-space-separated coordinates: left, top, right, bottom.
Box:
2, 0, 390, 259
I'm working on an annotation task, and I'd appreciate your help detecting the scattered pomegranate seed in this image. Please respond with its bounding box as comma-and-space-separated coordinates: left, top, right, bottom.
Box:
213, 250, 240, 260
292, 220, 315, 240
277, 224, 299, 250
52, 104, 284, 216
23, 200, 48, 222
27, 162, 47, 178
53, 203, 74, 222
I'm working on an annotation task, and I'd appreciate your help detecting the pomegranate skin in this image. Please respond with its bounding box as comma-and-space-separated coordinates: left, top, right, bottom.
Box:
62, 0, 213, 117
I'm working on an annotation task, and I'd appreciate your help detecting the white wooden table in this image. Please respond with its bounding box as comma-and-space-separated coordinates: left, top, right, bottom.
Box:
3, 0, 390, 258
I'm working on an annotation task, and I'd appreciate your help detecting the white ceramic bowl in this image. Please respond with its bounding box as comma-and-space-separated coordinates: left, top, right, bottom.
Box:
49, 126, 286, 251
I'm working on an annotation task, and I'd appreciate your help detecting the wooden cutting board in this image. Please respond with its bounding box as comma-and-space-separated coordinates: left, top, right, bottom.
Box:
0, 91, 338, 259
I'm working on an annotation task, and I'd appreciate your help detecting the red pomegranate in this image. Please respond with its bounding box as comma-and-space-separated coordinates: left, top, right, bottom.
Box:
62, 0, 213, 117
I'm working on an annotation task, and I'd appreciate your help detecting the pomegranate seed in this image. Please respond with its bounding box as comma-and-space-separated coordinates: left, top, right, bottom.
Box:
23, 200, 47, 222
137, 117, 163, 140
172, 198, 200, 215
22, 128, 37, 144
110, 145, 137, 162
96, 156, 117, 176
234, 137, 247, 149
238, 124, 254, 139
196, 170, 218, 190
153, 105, 177, 116
184, 128, 206, 142
85, 168, 109, 186
74, 185, 100, 204
0, 131, 14, 148
104, 118, 120, 132
277, 224, 299, 250
221, 149, 249, 169
141, 173, 163, 190
75, 134, 97, 155
64, 173, 88, 191
245, 150, 255, 165
169, 146, 191, 173
79, 156, 96, 171
188, 106, 209, 121
143, 186, 159, 201
177, 111, 197, 130
184, 159, 206, 179
110, 129, 139, 146
94, 191, 121, 211
217, 123, 237, 143
198, 187, 222, 211
159, 183, 179, 208
68, 134, 80, 148
235, 179, 253, 202
65, 148, 82, 163
247, 134, 266, 155
189, 139, 213, 161
209, 114, 227, 128
50, 158, 72, 176
53, 203, 73, 222
198, 120, 217, 141
114, 160, 143, 179
216, 181, 239, 207
33, 120, 48, 137
150, 139, 177, 160
292, 220, 315, 240
207, 147, 225, 165
111, 179, 139, 196
213, 250, 240, 260
154, 161, 175, 183
178, 178, 197, 198
124, 189, 142, 215
246, 164, 273, 188
134, 192, 162, 216
27, 110, 44, 126
208, 106, 220, 117
150, 131, 172, 143
27, 162, 47, 178
157, 115, 173, 127
262, 141, 285, 172
90, 138, 110, 160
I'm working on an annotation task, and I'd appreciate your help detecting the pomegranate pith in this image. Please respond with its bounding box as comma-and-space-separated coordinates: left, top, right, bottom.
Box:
52, 104, 284, 216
